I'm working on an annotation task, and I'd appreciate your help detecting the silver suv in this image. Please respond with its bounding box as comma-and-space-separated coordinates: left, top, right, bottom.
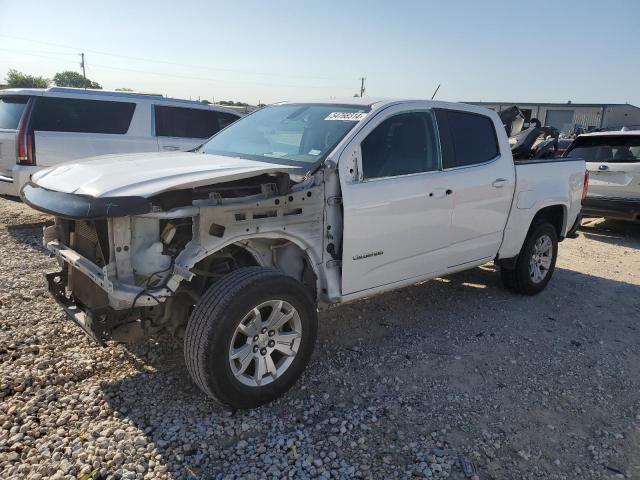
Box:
565, 129, 640, 221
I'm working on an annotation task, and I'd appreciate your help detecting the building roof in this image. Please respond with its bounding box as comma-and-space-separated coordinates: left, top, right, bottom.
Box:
467, 101, 640, 109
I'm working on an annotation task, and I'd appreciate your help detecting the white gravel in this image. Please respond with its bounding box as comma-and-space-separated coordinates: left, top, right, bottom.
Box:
1, 196, 639, 480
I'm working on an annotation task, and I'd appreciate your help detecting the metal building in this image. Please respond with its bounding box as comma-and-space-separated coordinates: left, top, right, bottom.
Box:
466, 101, 640, 135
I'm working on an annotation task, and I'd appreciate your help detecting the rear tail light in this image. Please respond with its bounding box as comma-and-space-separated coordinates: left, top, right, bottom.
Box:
582, 170, 589, 201
17, 98, 35, 166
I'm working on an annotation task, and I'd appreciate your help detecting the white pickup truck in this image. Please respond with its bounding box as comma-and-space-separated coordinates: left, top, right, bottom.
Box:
22, 98, 587, 409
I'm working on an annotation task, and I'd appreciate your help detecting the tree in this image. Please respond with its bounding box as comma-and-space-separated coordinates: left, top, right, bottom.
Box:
53, 71, 102, 89
115, 87, 133, 92
6, 69, 49, 88
219, 100, 249, 107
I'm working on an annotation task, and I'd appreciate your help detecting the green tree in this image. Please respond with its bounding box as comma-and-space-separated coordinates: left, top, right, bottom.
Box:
219, 100, 249, 107
6, 69, 49, 88
115, 87, 133, 92
53, 71, 102, 89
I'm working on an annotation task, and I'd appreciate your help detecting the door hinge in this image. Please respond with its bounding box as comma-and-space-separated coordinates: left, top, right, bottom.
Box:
327, 196, 343, 206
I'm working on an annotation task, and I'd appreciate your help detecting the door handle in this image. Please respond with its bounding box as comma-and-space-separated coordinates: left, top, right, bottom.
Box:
162, 145, 180, 151
492, 178, 508, 188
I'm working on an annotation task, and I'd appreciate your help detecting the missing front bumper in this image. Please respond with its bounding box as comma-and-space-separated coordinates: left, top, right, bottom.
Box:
44, 270, 140, 344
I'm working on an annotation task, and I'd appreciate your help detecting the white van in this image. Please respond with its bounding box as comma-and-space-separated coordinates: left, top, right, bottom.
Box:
0, 87, 242, 197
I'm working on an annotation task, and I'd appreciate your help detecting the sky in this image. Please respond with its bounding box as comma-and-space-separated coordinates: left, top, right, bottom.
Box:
1, 0, 639, 106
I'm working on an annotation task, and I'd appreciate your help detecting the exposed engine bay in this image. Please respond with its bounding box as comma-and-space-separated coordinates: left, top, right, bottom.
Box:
42, 170, 333, 343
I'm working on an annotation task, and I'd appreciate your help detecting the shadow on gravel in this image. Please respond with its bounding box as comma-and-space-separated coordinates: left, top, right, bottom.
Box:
580, 217, 640, 249
0, 194, 22, 203
4, 222, 51, 253
98, 261, 640, 478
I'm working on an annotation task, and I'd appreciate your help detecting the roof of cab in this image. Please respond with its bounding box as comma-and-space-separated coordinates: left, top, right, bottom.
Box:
280, 98, 491, 114
286, 97, 390, 107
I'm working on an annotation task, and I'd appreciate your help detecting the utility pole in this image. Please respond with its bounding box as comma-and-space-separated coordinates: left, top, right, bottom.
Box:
79, 53, 87, 88
359, 77, 366, 97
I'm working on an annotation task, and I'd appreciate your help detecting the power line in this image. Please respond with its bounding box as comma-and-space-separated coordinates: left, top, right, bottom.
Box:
88, 61, 342, 89
0, 48, 81, 65
0, 47, 349, 91
0, 33, 343, 82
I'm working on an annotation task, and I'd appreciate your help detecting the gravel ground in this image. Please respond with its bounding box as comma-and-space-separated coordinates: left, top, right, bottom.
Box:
1, 195, 639, 480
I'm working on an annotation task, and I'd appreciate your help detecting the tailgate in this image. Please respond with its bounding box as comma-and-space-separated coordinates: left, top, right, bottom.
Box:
0, 129, 17, 179
587, 161, 640, 199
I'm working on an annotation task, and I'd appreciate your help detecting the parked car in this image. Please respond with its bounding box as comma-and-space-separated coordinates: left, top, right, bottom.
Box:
0, 87, 241, 197
22, 98, 586, 408
564, 129, 640, 221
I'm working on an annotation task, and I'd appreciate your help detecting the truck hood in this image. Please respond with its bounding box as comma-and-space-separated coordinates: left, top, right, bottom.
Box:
31, 151, 303, 198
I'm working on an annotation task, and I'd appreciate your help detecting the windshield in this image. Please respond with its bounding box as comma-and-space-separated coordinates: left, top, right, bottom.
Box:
199, 103, 370, 167
564, 135, 640, 163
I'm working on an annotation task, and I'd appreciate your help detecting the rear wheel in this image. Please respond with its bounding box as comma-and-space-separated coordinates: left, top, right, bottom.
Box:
501, 222, 558, 295
184, 267, 317, 409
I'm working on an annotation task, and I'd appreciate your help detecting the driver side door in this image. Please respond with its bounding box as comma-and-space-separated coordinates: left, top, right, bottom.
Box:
339, 106, 453, 295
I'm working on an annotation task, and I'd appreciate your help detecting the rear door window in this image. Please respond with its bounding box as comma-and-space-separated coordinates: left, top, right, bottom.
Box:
564, 135, 640, 163
435, 109, 499, 168
0, 96, 29, 130
31, 97, 135, 134
154, 106, 238, 139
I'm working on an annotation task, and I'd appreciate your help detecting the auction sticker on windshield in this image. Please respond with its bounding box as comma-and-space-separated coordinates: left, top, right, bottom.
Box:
325, 112, 368, 121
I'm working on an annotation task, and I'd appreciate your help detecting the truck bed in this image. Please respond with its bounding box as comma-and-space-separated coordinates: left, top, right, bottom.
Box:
498, 158, 585, 259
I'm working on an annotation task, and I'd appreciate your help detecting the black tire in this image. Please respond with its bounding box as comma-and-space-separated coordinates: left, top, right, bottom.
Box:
500, 222, 558, 295
184, 267, 317, 409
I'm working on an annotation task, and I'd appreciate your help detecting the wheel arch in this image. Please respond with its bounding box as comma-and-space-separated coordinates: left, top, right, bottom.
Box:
177, 232, 322, 299
529, 204, 567, 239
498, 201, 568, 265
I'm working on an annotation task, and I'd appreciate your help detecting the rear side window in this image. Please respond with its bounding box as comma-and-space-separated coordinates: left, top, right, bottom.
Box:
361, 111, 440, 179
31, 97, 135, 134
155, 106, 238, 139
435, 109, 499, 168
0, 96, 29, 130
565, 135, 640, 163
217, 111, 240, 130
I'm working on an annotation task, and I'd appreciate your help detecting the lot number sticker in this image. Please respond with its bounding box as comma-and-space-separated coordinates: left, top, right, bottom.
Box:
325, 112, 368, 121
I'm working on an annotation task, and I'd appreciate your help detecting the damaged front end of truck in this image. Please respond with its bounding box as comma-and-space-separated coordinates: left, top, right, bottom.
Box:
21, 102, 371, 346
24, 167, 329, 344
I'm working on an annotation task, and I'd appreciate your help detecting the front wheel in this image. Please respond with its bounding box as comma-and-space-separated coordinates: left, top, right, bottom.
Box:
184, 267, 318, 409
501, 222, 558, 295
